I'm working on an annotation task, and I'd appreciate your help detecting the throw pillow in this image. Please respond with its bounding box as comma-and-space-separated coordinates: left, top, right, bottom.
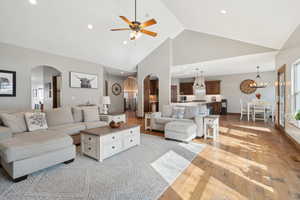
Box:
172, 107, 185, 119
72, 107, 83, 123
83, 108, 99, 122
45, 107, 74, 127
0, 113, 27, 133
25, 112, 48, 132
162, 105, 173, 117
184, 106, 199, 119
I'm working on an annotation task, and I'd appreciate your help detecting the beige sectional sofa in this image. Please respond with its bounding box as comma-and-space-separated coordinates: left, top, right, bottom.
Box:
150, 105, 208, 137
0, 106, 107, 182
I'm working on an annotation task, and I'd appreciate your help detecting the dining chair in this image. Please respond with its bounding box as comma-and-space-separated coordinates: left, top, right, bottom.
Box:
252, 104, 267, 122
240, 99, 248, 120
266, 103, 275, 123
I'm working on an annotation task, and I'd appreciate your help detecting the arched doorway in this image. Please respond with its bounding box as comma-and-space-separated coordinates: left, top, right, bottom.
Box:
31, 65, 62, 110
143, 74, 159, 113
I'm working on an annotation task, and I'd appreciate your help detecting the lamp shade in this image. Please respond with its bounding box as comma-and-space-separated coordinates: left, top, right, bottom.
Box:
102, 96, 111, 105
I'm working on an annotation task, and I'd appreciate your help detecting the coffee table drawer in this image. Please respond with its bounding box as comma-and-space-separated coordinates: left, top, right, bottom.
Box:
124, 135, 140, 149
102, 140, 122, 159
82, 134, 98, 146
124, 127, 140, 137
101, 133, 121, 144
83, 143, 97, 158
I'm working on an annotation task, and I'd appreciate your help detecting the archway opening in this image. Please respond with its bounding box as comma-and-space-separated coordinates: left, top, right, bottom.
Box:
143, 74, 159, 113
124, 76, 138, 112
31, 65, 62, 110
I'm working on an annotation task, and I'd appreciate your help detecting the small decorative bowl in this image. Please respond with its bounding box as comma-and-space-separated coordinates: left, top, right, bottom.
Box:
109, 121, 122, 128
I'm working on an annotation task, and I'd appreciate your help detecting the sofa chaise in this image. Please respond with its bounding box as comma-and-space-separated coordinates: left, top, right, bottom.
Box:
0, 106, 107, 182
150, 105, 208, 137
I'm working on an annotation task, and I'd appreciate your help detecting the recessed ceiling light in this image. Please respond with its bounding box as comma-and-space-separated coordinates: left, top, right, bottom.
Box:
87, 24, 93, 30
29, 0, 37, 5
220, 10, 227, 14
123, 41, 128, 45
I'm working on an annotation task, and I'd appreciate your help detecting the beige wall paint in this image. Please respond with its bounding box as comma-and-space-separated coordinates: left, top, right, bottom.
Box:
172, 30, 275, 66
137, 30, 277, 117
0, 42, 104, 111
103, 71, 125, 113
137, 39, 172, 117
276, 25, 300, 144
206, 71, 276, 113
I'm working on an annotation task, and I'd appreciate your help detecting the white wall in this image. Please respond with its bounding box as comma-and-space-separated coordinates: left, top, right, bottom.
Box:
0, 42, 104, 111
276, 25, 300, 144
172, 30, 275, 66
206, 71, 276, 113
137, 39, 172, 117
103, 72, 125, 113
31, 66, 44, 108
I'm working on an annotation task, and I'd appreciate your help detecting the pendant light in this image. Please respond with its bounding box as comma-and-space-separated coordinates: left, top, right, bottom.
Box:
250, 66, 268, 88
193, 68, 206, 92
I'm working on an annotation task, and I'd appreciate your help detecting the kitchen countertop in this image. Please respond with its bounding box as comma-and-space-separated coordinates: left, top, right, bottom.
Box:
172, 101, 221, 104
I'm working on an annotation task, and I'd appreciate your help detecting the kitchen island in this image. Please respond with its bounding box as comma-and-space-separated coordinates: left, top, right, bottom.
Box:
171, 101, 223, 115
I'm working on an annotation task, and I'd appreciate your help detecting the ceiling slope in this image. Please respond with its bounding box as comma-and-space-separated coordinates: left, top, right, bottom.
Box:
172, 30, 275, 66
282, 24, 300, 50
162, 0, 300, 49
0, 0, 183, 71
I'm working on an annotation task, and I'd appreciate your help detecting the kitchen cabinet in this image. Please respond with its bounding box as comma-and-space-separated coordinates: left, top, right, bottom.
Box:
180, 82, 193, 95
205, 80, 220, 95
150, 80, 158, 95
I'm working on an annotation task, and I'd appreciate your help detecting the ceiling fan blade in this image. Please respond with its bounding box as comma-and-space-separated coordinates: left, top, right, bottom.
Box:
140, 29, 158, 37
119, 16, 133, 26
140, 19, 157, 28
111, 28, 131, 31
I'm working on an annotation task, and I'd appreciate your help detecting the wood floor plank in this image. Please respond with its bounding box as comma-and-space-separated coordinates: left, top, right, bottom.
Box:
126, 113, 300, 200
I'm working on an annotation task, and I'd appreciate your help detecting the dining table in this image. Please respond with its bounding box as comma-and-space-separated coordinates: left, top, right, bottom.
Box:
247, 100, 272, 121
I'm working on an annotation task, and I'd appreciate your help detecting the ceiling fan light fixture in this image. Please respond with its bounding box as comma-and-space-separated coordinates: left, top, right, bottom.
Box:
110, 0, 157, 40
130, 31, 142, 40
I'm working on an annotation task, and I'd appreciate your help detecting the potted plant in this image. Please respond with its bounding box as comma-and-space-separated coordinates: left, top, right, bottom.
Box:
255, 93, 261, 99
295, 110, 300, 127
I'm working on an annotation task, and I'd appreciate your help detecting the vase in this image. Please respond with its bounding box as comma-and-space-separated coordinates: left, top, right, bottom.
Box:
255, 93, 261, 99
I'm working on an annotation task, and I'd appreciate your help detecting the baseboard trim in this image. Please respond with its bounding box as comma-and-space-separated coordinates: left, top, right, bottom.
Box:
226, 113, 240, 115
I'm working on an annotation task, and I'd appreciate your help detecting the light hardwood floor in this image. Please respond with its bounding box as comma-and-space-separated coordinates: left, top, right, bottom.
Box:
126, 112, 300, 200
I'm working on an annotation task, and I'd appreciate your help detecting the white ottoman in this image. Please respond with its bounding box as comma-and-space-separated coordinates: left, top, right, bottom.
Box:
165, 121, 197, 142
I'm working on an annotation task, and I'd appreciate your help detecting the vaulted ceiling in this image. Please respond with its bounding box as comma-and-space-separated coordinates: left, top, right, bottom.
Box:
161, 0, 300, 50
0, 0, 299, 72
0, 0, 183, 71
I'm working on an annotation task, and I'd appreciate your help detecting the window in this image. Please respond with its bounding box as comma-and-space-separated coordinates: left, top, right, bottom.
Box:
292, 60, 300, 113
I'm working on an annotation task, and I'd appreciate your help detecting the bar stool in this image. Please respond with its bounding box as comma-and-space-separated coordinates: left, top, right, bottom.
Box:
204, 115, 220, 141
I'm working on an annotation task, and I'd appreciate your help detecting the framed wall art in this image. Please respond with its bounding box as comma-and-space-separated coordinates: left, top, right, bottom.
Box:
0, 70, 16, 97
70, 71, 98, 89
112, 83, 122, 96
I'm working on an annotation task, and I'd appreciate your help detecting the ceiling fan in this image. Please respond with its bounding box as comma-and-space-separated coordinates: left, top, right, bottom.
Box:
111, 0, 158, 40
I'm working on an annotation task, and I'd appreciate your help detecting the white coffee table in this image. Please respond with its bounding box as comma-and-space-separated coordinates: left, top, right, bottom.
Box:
80, 125, 140, 162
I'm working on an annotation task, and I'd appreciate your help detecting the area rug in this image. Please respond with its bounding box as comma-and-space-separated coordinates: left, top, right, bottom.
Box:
0, 134, 206, 200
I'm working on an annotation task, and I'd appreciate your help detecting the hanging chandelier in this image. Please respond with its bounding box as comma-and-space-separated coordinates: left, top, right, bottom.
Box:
193, 68, 206, 91
250, 66, 268, 88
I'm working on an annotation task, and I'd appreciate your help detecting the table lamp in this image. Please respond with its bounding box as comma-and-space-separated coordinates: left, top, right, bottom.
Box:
102, 96, 111, 114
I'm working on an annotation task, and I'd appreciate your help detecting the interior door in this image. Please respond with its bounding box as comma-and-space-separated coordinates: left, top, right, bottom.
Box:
277, 65, 286, 130
52, 75, 62, 108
